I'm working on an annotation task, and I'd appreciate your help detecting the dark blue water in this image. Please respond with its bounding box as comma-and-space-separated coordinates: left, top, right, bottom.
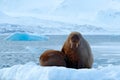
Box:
49, 35, 120, 45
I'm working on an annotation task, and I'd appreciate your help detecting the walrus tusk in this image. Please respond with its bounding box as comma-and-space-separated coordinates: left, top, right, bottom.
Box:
76, 43, 79, 48
70, 40, 73, 48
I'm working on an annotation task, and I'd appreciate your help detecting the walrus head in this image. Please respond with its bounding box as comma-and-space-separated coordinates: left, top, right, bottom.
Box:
68, 32, 82, 49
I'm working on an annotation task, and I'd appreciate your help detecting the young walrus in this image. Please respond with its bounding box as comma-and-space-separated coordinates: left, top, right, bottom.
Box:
40, 50, 66, 67
61, 32, 93, 69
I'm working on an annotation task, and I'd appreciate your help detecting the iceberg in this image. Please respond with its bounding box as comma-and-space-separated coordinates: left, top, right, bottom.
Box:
0, 62, 119, 80
5, 33, 48, 41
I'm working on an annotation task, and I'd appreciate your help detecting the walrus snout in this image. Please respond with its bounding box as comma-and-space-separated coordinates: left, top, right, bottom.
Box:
70, 39, 80, 48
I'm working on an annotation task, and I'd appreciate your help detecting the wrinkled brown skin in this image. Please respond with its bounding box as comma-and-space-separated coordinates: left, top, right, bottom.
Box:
61, 32, 93, 69
40, 50, 66, 67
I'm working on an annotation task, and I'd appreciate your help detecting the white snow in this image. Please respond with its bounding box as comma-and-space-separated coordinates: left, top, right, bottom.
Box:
0, 0, 120, 29
0, 22, 111, 35
5, 32, 48, 41
0, 62, 119, 80
0, 0, 120, 34
0, 11, 119, 35
0, 0, 120, 32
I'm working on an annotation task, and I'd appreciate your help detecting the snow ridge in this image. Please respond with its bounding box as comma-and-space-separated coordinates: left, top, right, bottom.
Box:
0, 23, 106, 35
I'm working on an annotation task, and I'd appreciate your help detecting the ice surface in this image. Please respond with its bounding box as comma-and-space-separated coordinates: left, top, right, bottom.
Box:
0, 62, 119, 80
5, 32, 48, 41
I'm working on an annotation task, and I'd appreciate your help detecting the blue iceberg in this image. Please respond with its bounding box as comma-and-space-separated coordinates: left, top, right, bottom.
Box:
5, 33, 48, 41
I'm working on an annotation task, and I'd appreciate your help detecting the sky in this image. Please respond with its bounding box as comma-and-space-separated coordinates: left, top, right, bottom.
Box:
0, 0, 120, 12
0, 0, 119, 14
0, 0, 120, 29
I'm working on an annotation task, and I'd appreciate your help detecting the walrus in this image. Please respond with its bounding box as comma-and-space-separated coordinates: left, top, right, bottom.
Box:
39, 50, 66, 67
61, 32, 93, 69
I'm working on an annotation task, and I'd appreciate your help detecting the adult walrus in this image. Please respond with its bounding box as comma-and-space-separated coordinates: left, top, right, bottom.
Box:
61, 32, 93, 69
40, 50, 66, 67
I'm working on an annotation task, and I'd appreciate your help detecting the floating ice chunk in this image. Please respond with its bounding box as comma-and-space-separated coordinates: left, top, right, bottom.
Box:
0, 62, 120, 80
5, 32, 49, 41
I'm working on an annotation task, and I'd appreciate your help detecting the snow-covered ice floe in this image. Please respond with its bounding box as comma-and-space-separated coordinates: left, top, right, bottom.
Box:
0, 62, 119, 80
4, 32, 48, 41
